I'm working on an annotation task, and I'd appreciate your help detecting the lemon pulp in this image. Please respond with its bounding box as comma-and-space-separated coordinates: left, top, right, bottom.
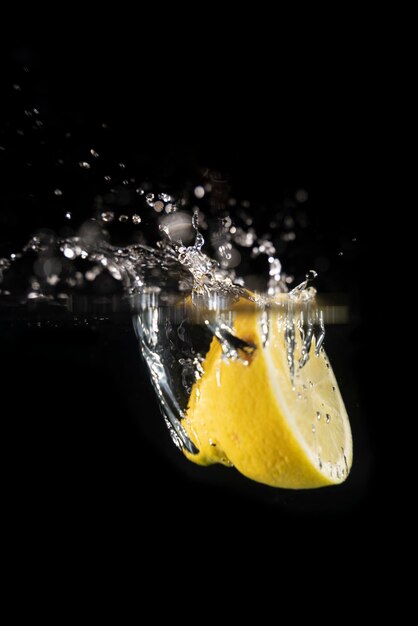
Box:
183, 307, 353, 489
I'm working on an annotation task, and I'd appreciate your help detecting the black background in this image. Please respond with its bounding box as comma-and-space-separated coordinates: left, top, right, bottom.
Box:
1, 43, 379, 556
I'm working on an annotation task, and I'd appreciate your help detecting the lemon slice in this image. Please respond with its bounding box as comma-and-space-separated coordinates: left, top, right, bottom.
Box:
184, 306, 353, 489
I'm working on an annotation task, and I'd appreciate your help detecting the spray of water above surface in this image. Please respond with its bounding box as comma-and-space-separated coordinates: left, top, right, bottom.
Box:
0, 181, 323, 457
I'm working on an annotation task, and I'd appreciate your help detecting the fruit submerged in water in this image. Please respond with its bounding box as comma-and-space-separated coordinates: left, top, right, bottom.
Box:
183, 307, 353, 489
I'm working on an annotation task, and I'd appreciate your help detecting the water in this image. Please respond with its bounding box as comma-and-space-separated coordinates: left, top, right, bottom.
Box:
0, 78, 338, 467
0, 184, 323, 459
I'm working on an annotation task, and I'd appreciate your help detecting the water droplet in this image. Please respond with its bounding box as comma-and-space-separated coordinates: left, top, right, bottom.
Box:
65, 212, 72, 220
13, 83, 21, 91
295, 189, 308, 203
104, 175, 111, 182
159, 193, 171, 202
316, 411, 321, 420
209, 439, 216, 447
146, 193, 155, 206
79, 161, 91, 169
153, 201, 164, 213
312, 425, 316, 433
54, 189, 63, 196
47, 275, 60, 286
326, 414, 331, 423
338, 251, 344, 256
352, 237, 357, 242
194, 186, 205, 199
136, 188, 144, 195
63, 247, 75, 259
100, 211, 114, 223
332, 385, 335, 392
318, 456, 323, 469
306, 269, 317, 281
132, 214, 142, 225
118, 163, 126, 169
90, 149, 99, 158
119, 215, 129, 222
309, 380, 314, 388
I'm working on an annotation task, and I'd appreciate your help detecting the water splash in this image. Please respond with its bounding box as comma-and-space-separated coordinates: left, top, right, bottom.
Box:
0, 176, 322, 456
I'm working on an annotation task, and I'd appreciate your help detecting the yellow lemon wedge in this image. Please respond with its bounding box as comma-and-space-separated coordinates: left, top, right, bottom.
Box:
183, 304, 353, 488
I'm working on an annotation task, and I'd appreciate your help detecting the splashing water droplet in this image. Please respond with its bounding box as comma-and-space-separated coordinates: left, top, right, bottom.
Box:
194, 186, 205, 199
295, 189, 309, 203
63, 246, 75, 259
100, 211, 114, 223
153, 201, 164, 213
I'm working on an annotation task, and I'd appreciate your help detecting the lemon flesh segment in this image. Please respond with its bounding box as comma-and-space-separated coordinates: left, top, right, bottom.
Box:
184, 310, 353, 489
